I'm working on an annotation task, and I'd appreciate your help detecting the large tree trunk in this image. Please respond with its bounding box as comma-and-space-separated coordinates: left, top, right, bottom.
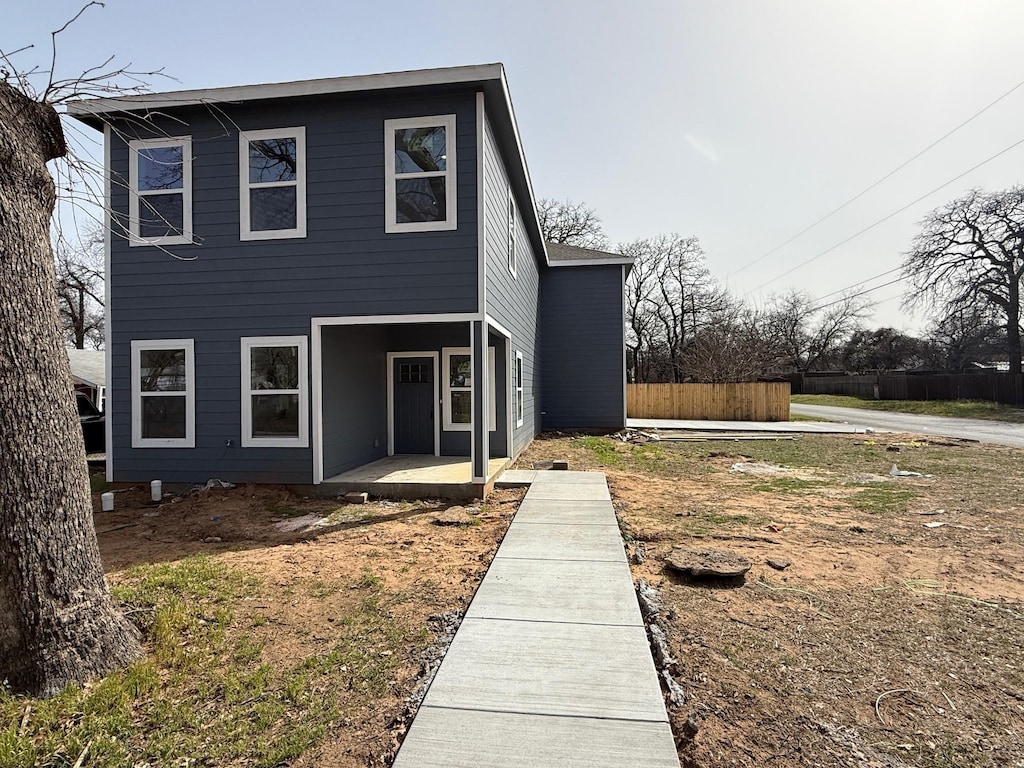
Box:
0, 82, 141, 697
1007, 277, 1022, 374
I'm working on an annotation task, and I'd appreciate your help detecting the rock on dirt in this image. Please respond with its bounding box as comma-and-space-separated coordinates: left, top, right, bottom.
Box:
767, 557, 792, 571
665, 547, 752, 578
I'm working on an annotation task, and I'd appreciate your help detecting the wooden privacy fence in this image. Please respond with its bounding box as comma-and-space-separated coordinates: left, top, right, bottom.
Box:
793, 373, 1024, 405
627, 383, 791, 421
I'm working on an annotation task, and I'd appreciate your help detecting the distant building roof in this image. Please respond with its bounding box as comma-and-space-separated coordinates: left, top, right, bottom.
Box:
67, 349, 105, 388
546, 242, 633, 267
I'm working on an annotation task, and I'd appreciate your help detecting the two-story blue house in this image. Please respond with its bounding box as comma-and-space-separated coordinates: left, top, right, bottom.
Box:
68, 64, 630, 496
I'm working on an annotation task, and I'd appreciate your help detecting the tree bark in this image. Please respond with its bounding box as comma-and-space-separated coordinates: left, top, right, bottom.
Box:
0, 82, 141, 697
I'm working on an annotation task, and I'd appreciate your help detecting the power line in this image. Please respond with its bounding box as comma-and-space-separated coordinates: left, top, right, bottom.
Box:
731, 75, 1024, 277
747, 133, 1024, 294
807, 276, 904, 314
812, 266, 903, 304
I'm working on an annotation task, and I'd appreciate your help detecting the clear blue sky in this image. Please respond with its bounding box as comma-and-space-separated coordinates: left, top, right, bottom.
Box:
9, 0, 1024, 331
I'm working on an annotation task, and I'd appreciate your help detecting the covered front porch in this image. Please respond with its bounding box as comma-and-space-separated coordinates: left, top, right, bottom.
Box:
312, 314, 514, 498
321, 454, 510, 500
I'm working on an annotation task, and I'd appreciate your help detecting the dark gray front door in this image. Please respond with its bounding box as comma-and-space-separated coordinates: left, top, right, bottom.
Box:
393, 357, 434, 454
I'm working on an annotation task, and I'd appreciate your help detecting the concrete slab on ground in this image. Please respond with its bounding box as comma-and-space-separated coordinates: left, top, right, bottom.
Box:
466, 557, 643, 626
628, 417, 878, 434
520, 482, 612, 501
395, 707, 680, 768
424, 617, 667, 721
496, 520, 626, 562
512, 498, 618, 526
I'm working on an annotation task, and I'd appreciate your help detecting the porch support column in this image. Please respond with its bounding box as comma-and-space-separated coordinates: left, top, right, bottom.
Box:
471, 320, 488, 483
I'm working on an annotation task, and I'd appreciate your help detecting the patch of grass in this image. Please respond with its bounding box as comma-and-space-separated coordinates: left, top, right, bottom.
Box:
750, 477, 829, 494
792, 394, 1024, 423
576, 436, 624, 467
0, 555, 416, 767
849, 485, 917, 514
89, 472, 113, 493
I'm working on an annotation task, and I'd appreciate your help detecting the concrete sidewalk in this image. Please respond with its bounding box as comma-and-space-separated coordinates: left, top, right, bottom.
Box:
392, 470, 679, 768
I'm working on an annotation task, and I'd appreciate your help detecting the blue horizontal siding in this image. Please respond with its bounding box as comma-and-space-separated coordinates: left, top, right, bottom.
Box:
540, 266, 626, 431
107, 88, 481, 483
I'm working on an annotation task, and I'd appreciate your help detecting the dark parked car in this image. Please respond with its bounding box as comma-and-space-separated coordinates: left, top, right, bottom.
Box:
76, 391, 105, 454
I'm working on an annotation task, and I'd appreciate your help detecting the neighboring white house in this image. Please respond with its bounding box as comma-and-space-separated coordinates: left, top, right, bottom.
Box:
67, 349, 106, 411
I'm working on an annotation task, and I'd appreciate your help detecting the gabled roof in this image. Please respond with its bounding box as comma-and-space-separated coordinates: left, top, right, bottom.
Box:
65, 63, 550, 264
546, 241, 634, 267
67, 348, 105, 387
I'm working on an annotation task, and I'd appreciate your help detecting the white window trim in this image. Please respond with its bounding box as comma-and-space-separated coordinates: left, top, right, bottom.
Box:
240, 336, 309, 448
239, 127, 307, 241
131, 339, 195, 448
507, 186, 517, 278
515, 350, 524, 428
128, 137, 193, 247
442, 346, 496, 432
384, 114, 457, 233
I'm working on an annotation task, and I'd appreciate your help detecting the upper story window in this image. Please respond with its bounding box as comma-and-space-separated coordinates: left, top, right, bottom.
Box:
508, 187, 517, 277
384, 115, 457, 233
240, 128, 306, 240
131, 339, 195, 448
129, 137, 192, 246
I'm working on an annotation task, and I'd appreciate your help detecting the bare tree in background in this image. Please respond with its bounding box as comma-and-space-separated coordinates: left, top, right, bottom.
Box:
0, 3, 162, 696
763, 288, 873, 372
925, 304, 1006, 370
56, 226, 105, 349
680, 300, 778, 382
902, 186, 1024, 373
622, 234, 728, 382
537, 198, 609, 248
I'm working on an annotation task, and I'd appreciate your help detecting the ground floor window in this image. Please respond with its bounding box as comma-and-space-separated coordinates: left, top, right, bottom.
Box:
131, 339, 195, 447
442, 346, 496, 431
515, 350, 524, 427
241, 336, 309, 447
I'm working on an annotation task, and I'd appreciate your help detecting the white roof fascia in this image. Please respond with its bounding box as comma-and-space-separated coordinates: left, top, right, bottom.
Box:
66, 63, 504, 118
549, 258, 635, 267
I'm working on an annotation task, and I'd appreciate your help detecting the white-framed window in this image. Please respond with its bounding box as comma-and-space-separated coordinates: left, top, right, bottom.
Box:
442, 347, 496, 431
131, 339, 195, 448
240, 336, 309, 448
128, 137, 192, 246
384, 114, 457, 233
514, 350, 524, 428
507, 187, 517, 278
240, 127, 306, 240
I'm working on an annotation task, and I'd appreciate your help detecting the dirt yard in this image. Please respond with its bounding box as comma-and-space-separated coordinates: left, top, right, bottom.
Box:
3, 482, 521, 767
518, 432, 1024, 768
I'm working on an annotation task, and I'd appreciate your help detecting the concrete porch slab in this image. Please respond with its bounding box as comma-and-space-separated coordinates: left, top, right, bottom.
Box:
423, 617, 668, 721
466, 557, 643, 626
320, 455, 509, 500
393, 707, 680, 768
495, 520, 626, 562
